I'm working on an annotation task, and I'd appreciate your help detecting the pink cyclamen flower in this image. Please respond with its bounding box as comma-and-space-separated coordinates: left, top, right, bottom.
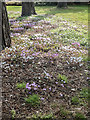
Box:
72, 42, 80, 47
32, 53, 36, 56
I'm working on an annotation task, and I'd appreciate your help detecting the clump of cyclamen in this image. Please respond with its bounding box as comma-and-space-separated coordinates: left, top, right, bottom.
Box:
13, 27, 24, 32
26, 82, 40, 91
23, 23, 34, 28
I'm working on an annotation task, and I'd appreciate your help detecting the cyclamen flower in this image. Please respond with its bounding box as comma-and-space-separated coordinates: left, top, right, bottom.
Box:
26, 83, 31, 90
32, 53, 36, 56
44, 71, 50, 77
49, 87, 51, 91
31, 48, 33, 51
13, 27, 24, 31
33, 87, 37, 90
26, 83, 29, 87
26, 82, 39, 91
23, 23, 33, 28
87, 77, 90, 80
38, 85, 40, 87
43, 88, 46, 91
36, 52, 40, 55
41, 97, 44, 100
31, 82, 35, 85
32, 52, 40, 56
63, 81, 66, 84
61, 84, 64, 87
53, 89, 55, 92
55, 82, 58, 84
60, 93, 63, 96
52, 54, 58, 57
72, 42, 80, 47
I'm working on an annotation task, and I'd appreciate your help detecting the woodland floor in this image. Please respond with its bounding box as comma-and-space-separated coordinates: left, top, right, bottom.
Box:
1, 5, 89, 119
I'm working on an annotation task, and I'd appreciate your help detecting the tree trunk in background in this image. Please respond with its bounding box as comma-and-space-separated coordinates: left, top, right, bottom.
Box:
57, 2, 67, 8
22, 2, 37, 16
2, 2, 11, 50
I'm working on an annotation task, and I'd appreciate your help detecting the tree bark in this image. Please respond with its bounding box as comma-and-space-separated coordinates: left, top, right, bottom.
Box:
0, 2, 2, 52
2, 2, 11, 50
21, 2, 37, 17
57, 2, 67, 8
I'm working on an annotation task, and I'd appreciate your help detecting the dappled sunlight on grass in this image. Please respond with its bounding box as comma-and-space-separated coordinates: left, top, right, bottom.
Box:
7, 5, 88, 25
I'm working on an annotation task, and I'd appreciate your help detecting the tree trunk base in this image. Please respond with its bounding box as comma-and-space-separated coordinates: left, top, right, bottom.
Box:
2, 2, 11, 50
22, 2, 37, 16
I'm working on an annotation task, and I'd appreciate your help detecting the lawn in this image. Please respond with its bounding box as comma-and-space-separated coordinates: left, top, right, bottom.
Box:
2, 5, 88, 119
7, 5, 88, 25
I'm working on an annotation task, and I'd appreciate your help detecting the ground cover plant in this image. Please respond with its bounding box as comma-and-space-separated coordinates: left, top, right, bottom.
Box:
1, 5, 89, 119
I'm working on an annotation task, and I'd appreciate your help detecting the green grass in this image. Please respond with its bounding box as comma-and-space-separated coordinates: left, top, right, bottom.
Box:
27, 113, 54, 120
60, 106, 70, 117
7, 6, 21, 12
75, 112, 86, 120
7, 5, 88, 25
11, 109, 16, 119
80, 88, 88, 100
57, 74, 68, 83
24, 94, 40, 106
7, 5, 88, 46
16, 82, 26, 89
42, 114, 54, 119
71, 96, 79, 105
71, 88, 88, 106
82, 56, 88, 62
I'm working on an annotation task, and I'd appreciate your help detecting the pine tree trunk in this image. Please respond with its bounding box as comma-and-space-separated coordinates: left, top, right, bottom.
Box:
21, 2, 37, 16
2, 2, 11, 50
57, 2, 67, 8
